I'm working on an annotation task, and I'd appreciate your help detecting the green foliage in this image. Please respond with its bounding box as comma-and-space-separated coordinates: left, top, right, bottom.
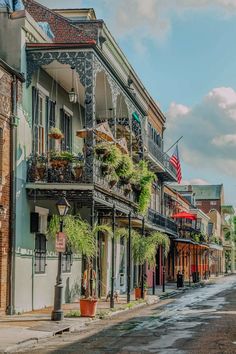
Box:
64, 310, 81, 318
49, 127, 63, 136
135, 161, 156, 214
192, 234, 200, 243
115, 154, 134, 179
102, 144, 122, 169
48, 215, 111, 258
50, 150, 74, 162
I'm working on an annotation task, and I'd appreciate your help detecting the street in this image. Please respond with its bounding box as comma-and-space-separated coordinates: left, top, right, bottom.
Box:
18, 275, 236, 354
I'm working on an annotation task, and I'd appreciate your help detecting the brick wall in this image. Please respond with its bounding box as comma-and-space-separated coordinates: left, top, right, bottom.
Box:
196, 199, 221, 215
24, 0, 101, 43
0, 67, 12, 314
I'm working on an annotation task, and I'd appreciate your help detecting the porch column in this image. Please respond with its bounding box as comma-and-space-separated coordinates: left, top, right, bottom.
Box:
189, 245, 191, 286
110, 205, 116, 308
127, 212, 132, 303
141, 217, 145, 299
84, 53, 96, 183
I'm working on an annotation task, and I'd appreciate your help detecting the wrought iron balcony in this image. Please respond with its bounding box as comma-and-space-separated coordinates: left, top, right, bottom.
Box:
148, 208, 178, 236
145, 138, 177, 181
26, 154, 139, 204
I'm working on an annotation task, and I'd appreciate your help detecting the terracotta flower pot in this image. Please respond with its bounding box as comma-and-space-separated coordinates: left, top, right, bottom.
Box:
50, 159, 68, 168
36, 166, 45, 180
48, 133, 64, 140
80, 298, 98, 317
109, 179, 118, 188
134, 288, 147, 300
74, 166, 83, 179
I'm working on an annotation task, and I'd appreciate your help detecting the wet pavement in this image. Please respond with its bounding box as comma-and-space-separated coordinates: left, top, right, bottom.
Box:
18, 275, 236, 354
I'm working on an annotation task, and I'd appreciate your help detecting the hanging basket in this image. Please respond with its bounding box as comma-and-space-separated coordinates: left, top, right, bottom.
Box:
48, 133, 64, 140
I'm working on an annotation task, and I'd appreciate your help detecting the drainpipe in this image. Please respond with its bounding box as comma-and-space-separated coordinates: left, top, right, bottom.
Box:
7, 75, 18, 315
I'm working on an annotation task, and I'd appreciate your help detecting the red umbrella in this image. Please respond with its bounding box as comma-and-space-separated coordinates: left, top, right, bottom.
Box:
171, 211, 197, 220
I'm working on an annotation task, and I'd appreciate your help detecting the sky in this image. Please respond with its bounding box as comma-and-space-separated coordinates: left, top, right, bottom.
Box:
39, 0, 236, 205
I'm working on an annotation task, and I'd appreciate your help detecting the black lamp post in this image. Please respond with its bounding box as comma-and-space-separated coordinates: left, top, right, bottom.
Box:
51, 196, 70, 321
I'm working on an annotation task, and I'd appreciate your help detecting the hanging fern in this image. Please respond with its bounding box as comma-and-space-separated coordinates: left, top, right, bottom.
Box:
47, 215, 111, 258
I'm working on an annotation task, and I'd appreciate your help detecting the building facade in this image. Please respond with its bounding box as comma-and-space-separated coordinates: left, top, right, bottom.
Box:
0, 58, 24, 314
0, 0, 178, 313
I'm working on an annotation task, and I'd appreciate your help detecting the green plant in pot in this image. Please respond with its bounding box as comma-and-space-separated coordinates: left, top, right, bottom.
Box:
115, 154, 134, 184
131, 230, 169, 299
34, 154, 48, 180
48, 215, 111, 317
94, 142, 110, 156
102, 144, 122, 169
109, 171, 119, 188
50, 150, 74, 168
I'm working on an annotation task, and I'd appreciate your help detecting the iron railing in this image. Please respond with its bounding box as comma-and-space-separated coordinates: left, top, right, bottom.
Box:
148, 208, 178, 234
27, 155, 138, 203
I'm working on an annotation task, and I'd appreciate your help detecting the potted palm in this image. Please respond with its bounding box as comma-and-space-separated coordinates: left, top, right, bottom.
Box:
48, 215, 111, 317
132, 231, 170, 299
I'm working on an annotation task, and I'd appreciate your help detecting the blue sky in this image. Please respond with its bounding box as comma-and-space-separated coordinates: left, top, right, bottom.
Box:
40, 0, 236, 204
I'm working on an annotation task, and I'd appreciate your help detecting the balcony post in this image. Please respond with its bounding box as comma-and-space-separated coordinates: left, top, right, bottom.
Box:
84, 53, 96, 184
110, 205, 116, 308
141, 217, 145, 299
127, 212, 131, 303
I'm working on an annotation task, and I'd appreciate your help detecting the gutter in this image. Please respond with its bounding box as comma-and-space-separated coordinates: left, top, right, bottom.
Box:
7, 76, 18, 315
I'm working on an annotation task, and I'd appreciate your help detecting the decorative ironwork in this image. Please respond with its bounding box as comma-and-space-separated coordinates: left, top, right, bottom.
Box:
148, 208, 178, 235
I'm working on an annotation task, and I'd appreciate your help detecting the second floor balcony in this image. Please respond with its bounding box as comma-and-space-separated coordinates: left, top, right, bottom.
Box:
144, 138, 177, 182
147, 208, 178, 236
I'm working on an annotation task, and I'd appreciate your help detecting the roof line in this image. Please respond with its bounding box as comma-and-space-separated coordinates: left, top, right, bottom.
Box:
0, 59, 25, 81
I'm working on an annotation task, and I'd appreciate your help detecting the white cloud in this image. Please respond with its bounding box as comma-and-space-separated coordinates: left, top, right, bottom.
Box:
181, 178, 210, 185
212, 134, 236, 146
166, 86, 236, 178
39, 0, 236, 45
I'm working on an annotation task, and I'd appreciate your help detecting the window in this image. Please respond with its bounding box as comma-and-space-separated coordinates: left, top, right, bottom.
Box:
60, 108, 72, 151
210, 201, 217, 206
62, 248, 73, 273
35, 233, 47, 274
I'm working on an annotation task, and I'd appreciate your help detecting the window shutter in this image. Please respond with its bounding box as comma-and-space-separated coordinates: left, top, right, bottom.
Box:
30, 212, 39, 233
60, 108, 65, 150
32, 87, 39, 153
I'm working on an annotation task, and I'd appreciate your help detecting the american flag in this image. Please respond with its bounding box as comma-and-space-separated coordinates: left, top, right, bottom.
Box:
170, 145, 182, 184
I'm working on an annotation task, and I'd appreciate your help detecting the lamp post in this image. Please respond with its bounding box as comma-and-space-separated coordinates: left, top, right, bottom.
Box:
51, 196, 70, 321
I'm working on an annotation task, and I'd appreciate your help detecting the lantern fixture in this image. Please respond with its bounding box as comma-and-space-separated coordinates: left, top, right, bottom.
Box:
56, 196, 70, 217
68, 67, 78, 103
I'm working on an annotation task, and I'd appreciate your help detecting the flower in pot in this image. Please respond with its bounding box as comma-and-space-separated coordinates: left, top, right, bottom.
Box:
109, 171, 119, 188
48, 215, 112, 318
48, 127, 64, 140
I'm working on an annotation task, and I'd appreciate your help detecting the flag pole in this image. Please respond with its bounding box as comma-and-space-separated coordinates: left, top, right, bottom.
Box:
165, 136, 183, 154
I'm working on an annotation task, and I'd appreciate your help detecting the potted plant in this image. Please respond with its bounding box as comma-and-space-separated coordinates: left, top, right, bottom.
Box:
35, 154, 48, 180
115, 154, 134, 184
109, 171, 119, 188
131, 230, 170, 300
124, 183, 132, 195
94, 142, 110, 156
102, 144, 122, 169
48, 215, 111, 317
48, 127, 64, 140
50, 151, 74, 168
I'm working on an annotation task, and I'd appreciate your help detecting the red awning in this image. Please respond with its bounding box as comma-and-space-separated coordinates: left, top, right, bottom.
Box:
171, 211, 197, 220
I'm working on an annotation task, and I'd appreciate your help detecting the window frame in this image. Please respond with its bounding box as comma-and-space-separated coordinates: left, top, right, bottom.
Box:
34, 233, 47, 274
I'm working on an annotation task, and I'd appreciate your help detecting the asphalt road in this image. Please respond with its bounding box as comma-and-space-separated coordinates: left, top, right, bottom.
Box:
19, 275, 236, 354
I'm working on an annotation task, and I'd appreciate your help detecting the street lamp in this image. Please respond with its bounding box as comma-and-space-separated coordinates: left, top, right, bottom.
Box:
51, 196, 70, 321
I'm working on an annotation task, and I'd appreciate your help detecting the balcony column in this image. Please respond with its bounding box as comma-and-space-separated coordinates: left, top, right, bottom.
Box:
84, 53, 96, 183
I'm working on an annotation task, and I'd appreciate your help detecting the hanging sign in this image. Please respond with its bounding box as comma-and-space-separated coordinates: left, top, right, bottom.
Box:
55, 232, 66, 252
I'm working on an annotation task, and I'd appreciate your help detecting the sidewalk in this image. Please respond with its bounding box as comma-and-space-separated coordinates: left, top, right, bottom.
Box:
0, 278, 215, 353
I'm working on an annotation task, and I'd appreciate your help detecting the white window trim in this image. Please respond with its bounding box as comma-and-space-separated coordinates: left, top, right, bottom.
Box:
35, 206, 49, 216
63, 105, 73, 117
36, 83, 49, 97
